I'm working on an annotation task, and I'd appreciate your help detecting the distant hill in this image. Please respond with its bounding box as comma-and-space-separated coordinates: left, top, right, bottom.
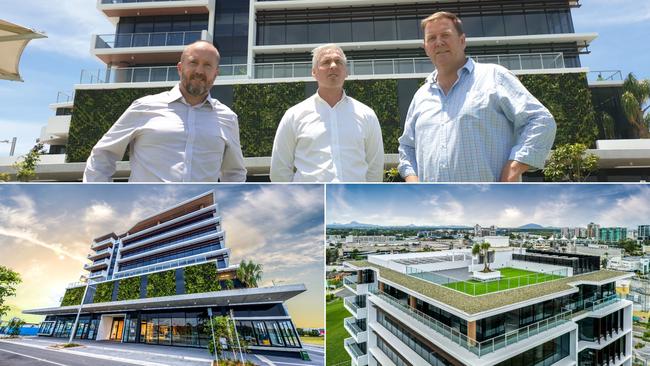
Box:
518, 223, 545, 229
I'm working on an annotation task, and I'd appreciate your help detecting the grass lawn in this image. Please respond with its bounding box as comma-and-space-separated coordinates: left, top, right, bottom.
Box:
300, 336, 324, 346
443, 267, 563, 296
326, 298, 350, 366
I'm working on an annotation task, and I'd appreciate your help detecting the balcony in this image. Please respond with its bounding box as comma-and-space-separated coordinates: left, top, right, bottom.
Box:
113, 254, 213, 280
98, 0, 213, 18
370, 288, 573, 358
120, 216, 220, 253
343, 275, 358, 292
39, 115, 71, 145
344, 296, 367, 319
88, 247, 112, 260
91, 238, 114, 250
88, 270, 108, 279
91, 30, 210, 65
344, 317, 367, 343
84, 258, 110, 271
344, 337, 368, 366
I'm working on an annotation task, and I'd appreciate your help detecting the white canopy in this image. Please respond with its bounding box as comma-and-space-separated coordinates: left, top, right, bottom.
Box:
0, 19, 46, 81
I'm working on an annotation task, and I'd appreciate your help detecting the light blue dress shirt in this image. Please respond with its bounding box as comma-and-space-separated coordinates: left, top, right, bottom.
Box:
398, 58, 556, 182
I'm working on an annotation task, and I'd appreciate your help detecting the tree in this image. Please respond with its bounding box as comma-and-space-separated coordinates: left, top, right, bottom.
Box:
620, 239, 641, 256
12, 143, 45, 182
326, 248, 339, 264
0, 173, 9, 182
621, 73, 650, 138
224, 279, 234, 290
472, 242, 492, 272
543, 143, 599, 182
236, 260, 263, 288
205, 316, 248, 359
0, 266, 22, 318
6, 317, 25, 337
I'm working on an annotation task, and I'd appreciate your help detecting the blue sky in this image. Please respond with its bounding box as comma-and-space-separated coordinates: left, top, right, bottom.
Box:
327, 184, 650, 229
0, 184, 325, 327
1, 0, 649, 156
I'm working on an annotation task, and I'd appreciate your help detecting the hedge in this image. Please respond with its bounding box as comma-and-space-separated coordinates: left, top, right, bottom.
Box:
146, 270, 176, 298
66, 74, 599, 162
60, 286, 85, 306
93, 281, 115, 303
117, 276, 141, 301
184, 262, 221, 294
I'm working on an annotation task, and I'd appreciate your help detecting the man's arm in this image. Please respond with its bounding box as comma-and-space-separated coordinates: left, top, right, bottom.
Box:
220, 116, 247, 182
83, 104, 140, 182
270, 111, 297, 182
364, 111, 385, 182
497, 68, 557, 178
398, 98, 420, 182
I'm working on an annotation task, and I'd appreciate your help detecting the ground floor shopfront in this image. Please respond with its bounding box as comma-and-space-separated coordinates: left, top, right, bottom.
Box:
37, 304, 302, 352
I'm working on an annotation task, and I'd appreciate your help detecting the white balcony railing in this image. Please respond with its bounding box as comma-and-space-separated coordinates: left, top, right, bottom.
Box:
88, 270, 108, 278
84, 258, 110, 270
94, 31, 203, 49
88, 247, 112, 259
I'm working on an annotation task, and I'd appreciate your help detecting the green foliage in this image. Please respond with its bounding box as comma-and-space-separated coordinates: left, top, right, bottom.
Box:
146, 270, 176, 298
236, 260, 263, 288
520, 73, 598, 147
6, 317, 25, 336
345, 79, 401, 153
383, 168, 404, 183
205, 316, 248, 357
93, 281, 115, 303
60, 286, 84, 307
184, 262, 221, 294
0, 266, 22, 317
233, 82, 305, 157
597, 112, 616, 139
621, 73, 650, 138
621, 239, 642, 256
66, 88, 168, 162
0, 173, 9, 182
224, 279, 234, 290
117, 276, 141, 301
543, 143, 599, 182
12, 143, 45, 182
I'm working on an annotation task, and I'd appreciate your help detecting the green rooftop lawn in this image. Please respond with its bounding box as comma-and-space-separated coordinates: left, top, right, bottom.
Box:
443, 267, 564, 296
326, 297, 351, 366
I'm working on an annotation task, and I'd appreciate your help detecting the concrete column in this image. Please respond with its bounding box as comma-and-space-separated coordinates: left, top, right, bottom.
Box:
409, 295, 416, 309
467, 320, 477, 346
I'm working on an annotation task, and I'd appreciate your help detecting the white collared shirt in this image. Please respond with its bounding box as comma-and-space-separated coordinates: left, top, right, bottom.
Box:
270, 91, 384, 182
83, 84, 247, 182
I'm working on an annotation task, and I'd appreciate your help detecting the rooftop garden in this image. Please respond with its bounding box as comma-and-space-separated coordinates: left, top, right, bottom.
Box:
442, 267, 564, 296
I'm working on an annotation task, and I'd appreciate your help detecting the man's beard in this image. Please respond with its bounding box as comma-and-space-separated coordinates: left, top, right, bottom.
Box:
183, 74, 209, 96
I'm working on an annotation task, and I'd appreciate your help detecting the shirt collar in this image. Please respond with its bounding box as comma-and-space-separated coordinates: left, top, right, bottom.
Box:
167, 84, 217, 110
426, 57, 475, 85
314, 89, 348, 107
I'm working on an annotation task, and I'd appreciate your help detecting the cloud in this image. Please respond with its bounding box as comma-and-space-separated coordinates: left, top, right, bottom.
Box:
574, 0, 650, 27
596, 186, 650, 227
496, 207, 524, 227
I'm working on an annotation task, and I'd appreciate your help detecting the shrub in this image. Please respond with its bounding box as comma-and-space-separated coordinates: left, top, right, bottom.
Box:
146, 270, 176, 298
185, 262, 220, 294
117, 276, 141, 301
60, 286, 85, 306
93, 281, 115, 303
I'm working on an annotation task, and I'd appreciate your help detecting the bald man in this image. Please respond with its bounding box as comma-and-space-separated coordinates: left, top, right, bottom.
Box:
84, 41, 247, 182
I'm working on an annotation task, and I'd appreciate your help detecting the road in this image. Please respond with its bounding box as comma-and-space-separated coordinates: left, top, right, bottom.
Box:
0, 341, 137, 366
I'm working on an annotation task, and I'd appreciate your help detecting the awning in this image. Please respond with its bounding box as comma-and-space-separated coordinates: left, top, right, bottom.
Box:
0, 19, 46, 82
23, 284, 306, 316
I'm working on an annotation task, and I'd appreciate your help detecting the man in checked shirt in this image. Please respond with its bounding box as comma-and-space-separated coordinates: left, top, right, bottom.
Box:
398, 12, 556, 182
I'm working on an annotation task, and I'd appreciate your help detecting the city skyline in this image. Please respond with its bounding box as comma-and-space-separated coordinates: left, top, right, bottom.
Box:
0, 184, 325, 328
327, 184, 650, 229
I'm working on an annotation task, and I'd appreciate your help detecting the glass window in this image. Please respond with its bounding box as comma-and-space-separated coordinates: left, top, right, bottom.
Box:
265, 321, 284, 346
525, 12, 549, 35
253, 321, 270, 346
374, 17, 397, 41
286, 22, 307, 44
330, 20, 352, 43
396, 17, 419, 40
482, 15, 505, 37
461, 15, 483, 37
504, 14, 527, 36
308, 21, 329, 44
352, 19, 373, 42
158, 317, 171, 345
263, 23, 285, 45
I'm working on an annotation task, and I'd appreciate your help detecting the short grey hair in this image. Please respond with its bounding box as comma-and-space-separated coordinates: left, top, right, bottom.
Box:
311, 44, 347, 69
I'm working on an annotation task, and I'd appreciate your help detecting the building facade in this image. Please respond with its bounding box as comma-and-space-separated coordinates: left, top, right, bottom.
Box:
600, 227, 628, 244
638, 225, 650, 244
343, 249, 633, 365
24, 191, 305, 354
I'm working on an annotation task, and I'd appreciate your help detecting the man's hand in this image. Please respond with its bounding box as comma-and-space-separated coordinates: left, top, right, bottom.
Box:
404, 175, 419, 183
499, 160, 529, 182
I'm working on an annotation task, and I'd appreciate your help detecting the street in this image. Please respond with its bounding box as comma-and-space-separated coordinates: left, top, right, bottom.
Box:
0, 341, 139, 366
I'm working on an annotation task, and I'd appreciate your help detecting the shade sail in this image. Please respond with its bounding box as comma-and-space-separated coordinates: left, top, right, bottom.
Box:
0, 19, 46, 82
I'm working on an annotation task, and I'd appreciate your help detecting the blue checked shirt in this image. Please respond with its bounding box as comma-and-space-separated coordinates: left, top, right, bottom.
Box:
398, 58, 556, 182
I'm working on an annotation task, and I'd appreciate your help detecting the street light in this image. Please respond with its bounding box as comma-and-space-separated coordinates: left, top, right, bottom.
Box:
0, 137, 16, 156
68, 276, 95, 344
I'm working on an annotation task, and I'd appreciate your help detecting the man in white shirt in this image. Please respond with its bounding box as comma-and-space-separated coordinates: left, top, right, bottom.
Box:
83, 41, 247, 182
270, 44, 384, 182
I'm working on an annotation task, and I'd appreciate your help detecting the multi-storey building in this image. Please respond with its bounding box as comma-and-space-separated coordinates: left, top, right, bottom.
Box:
7, 0, 645, 181
638, 225, 650, 244
588, 223, 601, 240
24, 191, 306, 354
600, 227, 628, 244
343, 249, 633, 365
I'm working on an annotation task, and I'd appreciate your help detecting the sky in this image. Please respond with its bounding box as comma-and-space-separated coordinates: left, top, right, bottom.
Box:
0, 184, 325, 327
327, 184, 650, 229
0, 0, 649, 156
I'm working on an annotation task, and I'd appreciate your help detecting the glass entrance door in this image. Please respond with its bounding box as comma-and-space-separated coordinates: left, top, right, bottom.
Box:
110, 318, 124, 341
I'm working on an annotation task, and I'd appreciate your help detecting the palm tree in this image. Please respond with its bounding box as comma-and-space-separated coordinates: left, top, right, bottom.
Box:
236, 260, 263, 288
472, 242, 492, 272
621, 73, 650, 138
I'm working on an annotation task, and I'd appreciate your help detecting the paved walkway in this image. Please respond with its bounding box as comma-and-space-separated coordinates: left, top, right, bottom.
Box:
0, 337, 323, 366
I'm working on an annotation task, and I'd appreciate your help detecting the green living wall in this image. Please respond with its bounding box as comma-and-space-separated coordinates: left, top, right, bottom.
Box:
146, 270, 176, 298
117, 276, 141, 301
184, 262, 221, 294
93, 281, 115, 303
60, 286, 84, 306
66, 74, 597, 162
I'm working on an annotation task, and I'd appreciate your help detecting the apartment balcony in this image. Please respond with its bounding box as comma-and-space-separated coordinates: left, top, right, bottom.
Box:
84, 258, 110, 271
344, 296, 367, 320
39, 115, 71, 145
91, 30, 211, 65
118, 231, 224, 264
113, 253, 215, 280
88, 247, 112, 260
121, 216, 220, 253
344, 337, 368, 366
344, 317, 368, 344
91, 238, 115, 250
343, 275, 358, 292
88, 270, 108, 279
98, 0, 213, 18
370, 288, 573, 358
